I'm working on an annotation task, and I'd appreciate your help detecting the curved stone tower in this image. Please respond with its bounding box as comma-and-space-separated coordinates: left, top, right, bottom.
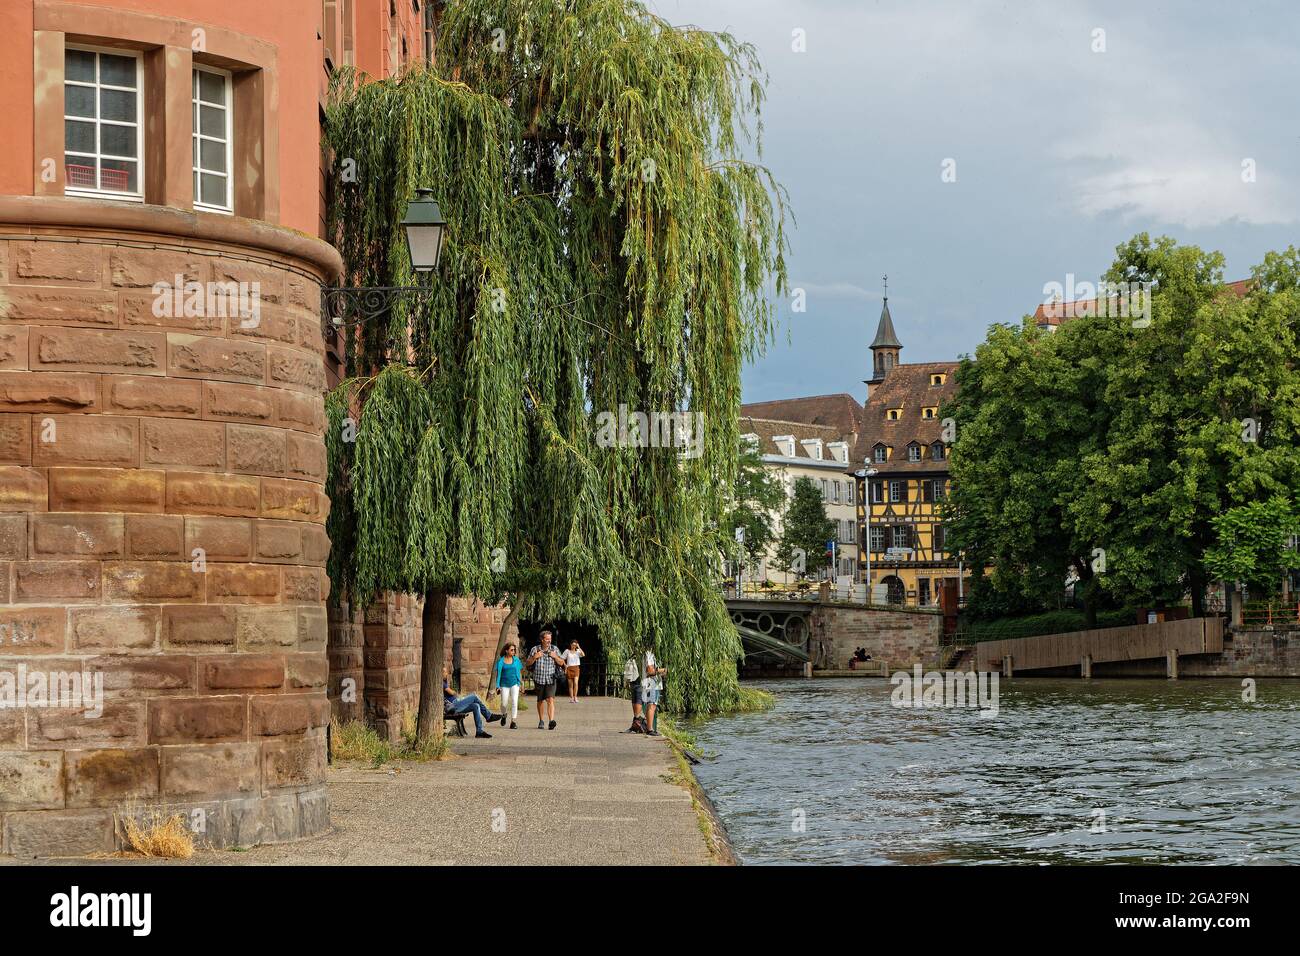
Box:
0, 200, 338, 856
0, 1, 340, 857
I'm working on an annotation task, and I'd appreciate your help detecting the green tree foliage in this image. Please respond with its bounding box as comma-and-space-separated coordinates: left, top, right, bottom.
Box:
946, 234, 1300, 620
322, 0, 788, 734
774, 477, 835, 579
728, 440, 785, 575
1204, 497, 1300, 597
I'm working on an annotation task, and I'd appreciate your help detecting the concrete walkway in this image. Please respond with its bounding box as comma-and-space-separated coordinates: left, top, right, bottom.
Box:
209, 695, 714, 865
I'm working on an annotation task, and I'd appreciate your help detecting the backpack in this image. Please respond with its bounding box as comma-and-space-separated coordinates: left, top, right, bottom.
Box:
623, 658, 639, 682
627, 715, 649, 734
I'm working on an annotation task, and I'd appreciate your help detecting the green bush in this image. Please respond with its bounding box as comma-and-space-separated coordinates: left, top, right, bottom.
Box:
961, 607, 1147, 642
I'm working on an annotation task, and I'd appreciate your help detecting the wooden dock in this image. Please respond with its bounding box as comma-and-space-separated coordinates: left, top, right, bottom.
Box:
973, 617, 1225, 677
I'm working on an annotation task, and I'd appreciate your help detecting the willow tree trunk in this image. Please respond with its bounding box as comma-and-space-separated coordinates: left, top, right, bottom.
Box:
416, 588, 449, 745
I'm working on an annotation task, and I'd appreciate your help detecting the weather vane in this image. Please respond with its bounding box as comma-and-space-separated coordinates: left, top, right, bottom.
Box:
882, 274, 888, 301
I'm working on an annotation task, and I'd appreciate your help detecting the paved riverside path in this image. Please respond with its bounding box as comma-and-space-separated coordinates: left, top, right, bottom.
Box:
210, 695, 714, 866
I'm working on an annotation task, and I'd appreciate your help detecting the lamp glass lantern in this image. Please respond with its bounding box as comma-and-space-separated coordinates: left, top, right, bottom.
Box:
401, 188, 447, 272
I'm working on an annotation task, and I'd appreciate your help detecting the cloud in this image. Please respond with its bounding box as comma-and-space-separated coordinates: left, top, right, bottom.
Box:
1049, 121, 1300, 228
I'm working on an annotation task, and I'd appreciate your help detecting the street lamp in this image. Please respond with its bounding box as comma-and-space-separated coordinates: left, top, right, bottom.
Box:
400, 188, 447, 272
321, 187, 448, 335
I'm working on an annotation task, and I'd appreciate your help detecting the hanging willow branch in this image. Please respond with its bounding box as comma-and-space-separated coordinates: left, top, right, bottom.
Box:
323, 0, 789, 715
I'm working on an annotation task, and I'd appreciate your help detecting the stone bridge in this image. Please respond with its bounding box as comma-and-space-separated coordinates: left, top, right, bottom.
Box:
725, 597, 941, 671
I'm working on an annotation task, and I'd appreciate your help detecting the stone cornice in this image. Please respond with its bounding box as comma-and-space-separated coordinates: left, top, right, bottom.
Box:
0, 195, 342, 280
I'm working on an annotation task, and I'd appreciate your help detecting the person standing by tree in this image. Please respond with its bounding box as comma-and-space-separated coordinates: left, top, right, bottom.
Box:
562, 640, 585, 703
527, 629, 566, 730
641, 649, 666, 737
493, 643, 524, 729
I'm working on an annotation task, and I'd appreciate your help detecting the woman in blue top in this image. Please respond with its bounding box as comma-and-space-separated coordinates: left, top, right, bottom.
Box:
494, 643, 524, 729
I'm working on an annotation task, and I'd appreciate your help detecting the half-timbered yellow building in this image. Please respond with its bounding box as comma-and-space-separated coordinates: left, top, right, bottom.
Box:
850, 295, 970, 605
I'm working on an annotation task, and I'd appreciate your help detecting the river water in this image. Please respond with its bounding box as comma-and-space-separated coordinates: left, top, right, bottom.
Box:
686, 677, 1300, 865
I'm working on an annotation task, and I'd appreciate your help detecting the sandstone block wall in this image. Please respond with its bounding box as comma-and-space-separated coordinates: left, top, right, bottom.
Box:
326, 593, 517, 742
0, 231, 333, 857
812, 603, 942, 670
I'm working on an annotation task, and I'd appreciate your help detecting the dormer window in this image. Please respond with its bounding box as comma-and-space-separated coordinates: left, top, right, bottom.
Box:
907, 443, 921, 462
886, 408, 902, 421
930, 373, 946, 386
872, 443, 888, 463
774, 435, 796, 457
930, 442, 946, 461
827, 440, 849, 464
741, 432, 760, 451
922, 407, 937, 420
801, 438, 824, 460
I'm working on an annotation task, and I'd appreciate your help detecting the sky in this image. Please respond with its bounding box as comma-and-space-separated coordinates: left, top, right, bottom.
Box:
648, 0, 1300, 405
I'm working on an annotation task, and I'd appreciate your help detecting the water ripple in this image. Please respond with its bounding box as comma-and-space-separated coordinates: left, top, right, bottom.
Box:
687, 678, 1300, 865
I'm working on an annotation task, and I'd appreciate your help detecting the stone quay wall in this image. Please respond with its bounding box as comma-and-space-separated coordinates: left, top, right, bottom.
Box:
0, 201, 340, 857
811, 603, 942, 671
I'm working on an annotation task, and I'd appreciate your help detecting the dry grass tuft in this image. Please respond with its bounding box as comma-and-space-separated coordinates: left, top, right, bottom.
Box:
121, 810, 195, 859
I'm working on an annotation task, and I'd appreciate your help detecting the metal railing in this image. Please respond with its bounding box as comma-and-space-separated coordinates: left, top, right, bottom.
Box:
1241, 600, 1300, 627
723, 581, 949, 609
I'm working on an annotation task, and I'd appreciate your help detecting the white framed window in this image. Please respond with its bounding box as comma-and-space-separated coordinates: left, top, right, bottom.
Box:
64, 46, 144, 200
193, 66, 234, 213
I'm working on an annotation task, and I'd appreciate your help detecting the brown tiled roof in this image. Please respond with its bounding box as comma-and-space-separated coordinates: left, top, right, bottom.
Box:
739, 393, 863, 440
1032, 278, 1254, 327
852, 362, 959, 472
739, 416, 853, 462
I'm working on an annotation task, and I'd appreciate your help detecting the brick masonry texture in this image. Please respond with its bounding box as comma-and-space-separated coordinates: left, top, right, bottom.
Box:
329, 594, 517, 743
0, 236, 331, 858
811, 603, 942, 670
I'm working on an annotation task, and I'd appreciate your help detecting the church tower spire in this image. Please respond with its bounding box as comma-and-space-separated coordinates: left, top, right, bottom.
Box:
867, 274, 902, 387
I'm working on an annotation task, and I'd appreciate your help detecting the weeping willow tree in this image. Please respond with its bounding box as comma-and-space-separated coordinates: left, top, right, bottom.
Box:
324, 0, 788, 741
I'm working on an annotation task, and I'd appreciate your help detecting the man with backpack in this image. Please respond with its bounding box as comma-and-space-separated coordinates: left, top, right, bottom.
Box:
625, 648, 665, 736
624, 655, 644, 731
526, 628, 567, 730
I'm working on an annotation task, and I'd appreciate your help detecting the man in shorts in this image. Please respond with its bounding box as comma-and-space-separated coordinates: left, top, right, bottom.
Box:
526, 628, 567, 729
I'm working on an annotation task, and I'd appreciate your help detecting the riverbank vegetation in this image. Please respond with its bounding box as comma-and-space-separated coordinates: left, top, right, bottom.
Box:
322, 0, 789, 732
945, 236, 1300, 624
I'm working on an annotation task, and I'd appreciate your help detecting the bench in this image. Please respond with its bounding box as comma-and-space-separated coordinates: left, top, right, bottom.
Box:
444, 706, 468, 737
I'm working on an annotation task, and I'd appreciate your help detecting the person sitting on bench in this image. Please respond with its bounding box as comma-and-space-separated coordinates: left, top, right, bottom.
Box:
443, 667, 499, 739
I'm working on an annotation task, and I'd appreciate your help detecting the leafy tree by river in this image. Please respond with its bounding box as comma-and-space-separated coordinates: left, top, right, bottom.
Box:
944, 235, 1300, 622
322, 0, 789, 739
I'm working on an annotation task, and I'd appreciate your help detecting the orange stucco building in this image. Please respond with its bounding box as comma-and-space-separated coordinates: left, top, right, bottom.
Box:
0, 0, 439, 858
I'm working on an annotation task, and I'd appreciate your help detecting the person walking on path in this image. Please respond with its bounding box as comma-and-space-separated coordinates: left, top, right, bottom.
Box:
526, 628, 567, 730
443, 667, 499, 739
494, 643, 524, 729
562, 640, 585, 703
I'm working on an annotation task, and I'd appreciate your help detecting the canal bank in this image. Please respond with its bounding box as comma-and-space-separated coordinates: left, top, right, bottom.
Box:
687, 677, 1300, 865
2, 697, 719, 866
